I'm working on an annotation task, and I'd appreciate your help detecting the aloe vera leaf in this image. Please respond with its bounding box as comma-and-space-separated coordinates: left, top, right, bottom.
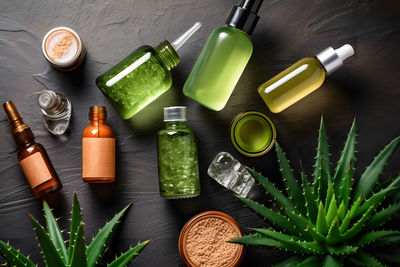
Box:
326, 245, 358, 255
337, 201, 346, 222
326, 195, 338, 226
284, 209, 313, 241
236, 195, 297, 235
29, 214, 65, 267
107, 240, 150, 267
353, 136, 400, 202
274, 256, 304, 267
339, 196, 361, 233
87, 203, 132, 267
339, 162, 354, 210
354, 230, 400, 247
296, 255, 321, 267
341, 205, 377, 241
252, 228, 302, 242
247, 167, 296, 212
313, 117, 331, 197
69, 192, 82, 262
69, 222, 87, 267
316, 202, 328, 235
348, 251, 385, 267
0, 240, 36, 267
324, 181, 334, 213
301, 172, 318, 224
333, 120, 356, 201
372, 234, 400, 246
230, 234, 281, 247
326, 218, 341, 245
365, 202, 400, 230
354, 186, 398, 218
275, 142, 306, 215
322, 255, 342, 267
43, 201, 68, 265
316, 158, 330, 206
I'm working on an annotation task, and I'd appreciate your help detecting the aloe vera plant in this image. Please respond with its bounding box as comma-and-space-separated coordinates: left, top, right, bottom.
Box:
231, 117, 400, 266
0, 192, 150, 267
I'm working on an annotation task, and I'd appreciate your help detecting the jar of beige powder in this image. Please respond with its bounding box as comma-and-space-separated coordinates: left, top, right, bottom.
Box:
179, 211, 244, 267
42, 27, 85, 71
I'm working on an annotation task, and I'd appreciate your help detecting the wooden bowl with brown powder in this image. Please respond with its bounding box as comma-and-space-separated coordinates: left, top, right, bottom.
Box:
179, 211, 244, 267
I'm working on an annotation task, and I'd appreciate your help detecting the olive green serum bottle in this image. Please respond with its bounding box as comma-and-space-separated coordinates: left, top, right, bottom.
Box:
258, 44, 354, 113
183, 0, 264, 111
96, 22, 201, 119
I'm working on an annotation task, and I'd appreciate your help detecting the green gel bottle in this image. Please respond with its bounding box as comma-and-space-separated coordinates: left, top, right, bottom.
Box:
183, 0, 263, 111
157, 106, 200, 199
96, 22, 201, 119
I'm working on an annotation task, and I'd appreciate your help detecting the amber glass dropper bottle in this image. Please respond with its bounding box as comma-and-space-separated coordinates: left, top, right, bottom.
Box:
2, 101, 62, 198
82, 106, 115, 183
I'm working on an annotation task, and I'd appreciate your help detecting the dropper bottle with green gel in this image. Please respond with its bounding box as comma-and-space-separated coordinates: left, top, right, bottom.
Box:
96, 22, 201, 119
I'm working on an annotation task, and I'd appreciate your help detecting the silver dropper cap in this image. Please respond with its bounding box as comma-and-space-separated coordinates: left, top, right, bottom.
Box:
315, 44, 354, 75
164, 106, 187, 122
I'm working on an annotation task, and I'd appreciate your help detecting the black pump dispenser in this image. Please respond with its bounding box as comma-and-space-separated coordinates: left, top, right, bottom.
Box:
226, 0, 264, 35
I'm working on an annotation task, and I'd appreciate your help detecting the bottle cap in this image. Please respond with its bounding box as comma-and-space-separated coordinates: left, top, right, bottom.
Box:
315, 44, 354, 75
226, 0, 264, 35
89, 106, 107, 120
164, 106, 187, 122
38, 90, 58, 110
3, 101, 35, 144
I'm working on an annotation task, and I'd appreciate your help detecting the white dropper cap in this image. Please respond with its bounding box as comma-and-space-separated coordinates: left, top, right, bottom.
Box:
316, 44, 355, 75
171, 22, 201, 51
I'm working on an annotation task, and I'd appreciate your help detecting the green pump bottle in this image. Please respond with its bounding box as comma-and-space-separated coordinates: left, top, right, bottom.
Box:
183, 0, 264, 111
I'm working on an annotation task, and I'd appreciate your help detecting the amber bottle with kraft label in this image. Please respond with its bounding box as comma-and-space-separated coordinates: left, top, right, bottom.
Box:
3, 101, 62, 198
82, 106, 115, 183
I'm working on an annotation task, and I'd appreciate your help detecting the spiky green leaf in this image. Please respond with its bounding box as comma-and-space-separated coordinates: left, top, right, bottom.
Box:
69, 223, 87, 267
0, 240, 36, 267
236, 196, 297, 235
348, 251, 385, 267
365, 202, 400, 231
353, 136, 400, 202
87, 203, 132, 267
296, 255, 320, 267
275, 142, 306, 215
337, 201, 346, 222
301, 172, 318, 224
341, 205, 377, 241
339, 162, 354, 210
43, 201, 68, 265
316, 202, 328, 235
326, 218, 341, 245
333, 120, 356, 202
252, 228, 301, 242
107, 240, 150, 267
354, 230, 400, 247
325, 181, 334, 213
29, 214, 65, 267
69, 192, 82, 262
284, 210, 313, 241
355, 186, 398, 218
339, 196, 361, 233
326, 195, 338, 226
230, 233, 281, 247
314, 117, 331, 201
247, 167, 296, 212
323, 255, 342, 267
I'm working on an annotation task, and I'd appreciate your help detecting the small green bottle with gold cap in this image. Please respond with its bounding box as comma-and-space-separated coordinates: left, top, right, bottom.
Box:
96, 22, 201, 119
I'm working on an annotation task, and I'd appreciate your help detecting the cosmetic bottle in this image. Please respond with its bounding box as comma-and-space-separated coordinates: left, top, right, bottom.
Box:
3, 101, 62, 198
37, 90, 72, 135
183, 0, 263, 111
96, 22, 201, 120
258, 44, 354, 113
157, 106, 200, 198
82, 106, 115, 183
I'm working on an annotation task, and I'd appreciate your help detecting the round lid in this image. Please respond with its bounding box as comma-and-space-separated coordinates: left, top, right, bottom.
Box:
164, 106, 187, 122
38, 90, 58, 110
315, 44, 354, 75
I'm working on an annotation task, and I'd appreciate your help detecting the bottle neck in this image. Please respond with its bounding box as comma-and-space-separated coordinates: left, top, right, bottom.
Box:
90, 119, 106, 126
154, 40, 180, 71
165, 121, 187, 129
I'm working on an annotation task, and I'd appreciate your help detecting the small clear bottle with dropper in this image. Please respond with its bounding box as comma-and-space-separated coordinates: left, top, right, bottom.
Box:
258, 44, 354, 113
37, 90, 72, 135
96, 22, 201, 119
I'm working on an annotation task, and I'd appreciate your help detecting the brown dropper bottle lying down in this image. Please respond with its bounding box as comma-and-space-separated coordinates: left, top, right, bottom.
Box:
82, 106, 115, 183
2, 101, 62, 198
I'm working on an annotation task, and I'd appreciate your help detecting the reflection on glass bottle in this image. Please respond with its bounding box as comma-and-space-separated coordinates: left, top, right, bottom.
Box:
258, 44, 354, 113
37, 90, 72, 135
96, 22, 201, 119
157, 106, 200, 199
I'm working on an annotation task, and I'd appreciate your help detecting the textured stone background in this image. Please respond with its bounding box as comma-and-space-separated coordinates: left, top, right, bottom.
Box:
0, 0, 399, 266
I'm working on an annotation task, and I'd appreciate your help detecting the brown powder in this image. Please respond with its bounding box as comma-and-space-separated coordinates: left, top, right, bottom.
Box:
185, 217, 241, 267
50, 33, 73, 60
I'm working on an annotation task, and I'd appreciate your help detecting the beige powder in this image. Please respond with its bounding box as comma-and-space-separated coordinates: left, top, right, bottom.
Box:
185, 217, 241, 267
50, 32, 73, 60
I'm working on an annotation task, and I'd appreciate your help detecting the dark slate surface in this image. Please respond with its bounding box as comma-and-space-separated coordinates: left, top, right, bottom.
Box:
1, 0, 400, 266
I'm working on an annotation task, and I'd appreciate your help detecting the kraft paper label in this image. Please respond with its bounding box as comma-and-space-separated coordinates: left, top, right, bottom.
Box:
82, 138, 115, 178
19, 152, 52, 188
